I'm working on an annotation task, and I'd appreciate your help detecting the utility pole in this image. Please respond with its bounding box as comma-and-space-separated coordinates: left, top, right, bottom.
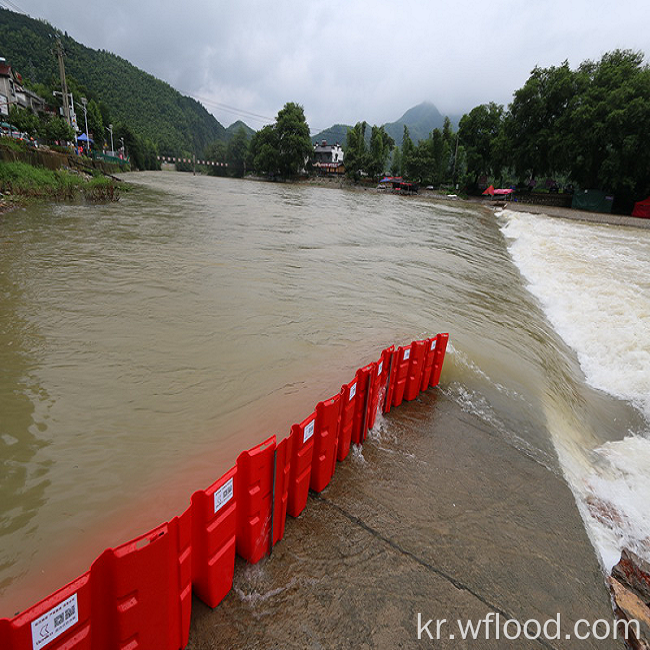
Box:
52, 38, 71, 128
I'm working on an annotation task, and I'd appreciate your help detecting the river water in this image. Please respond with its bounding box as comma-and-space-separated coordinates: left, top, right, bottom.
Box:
0, 173, 648, 617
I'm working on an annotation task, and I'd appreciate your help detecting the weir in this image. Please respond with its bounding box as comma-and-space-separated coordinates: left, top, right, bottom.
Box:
0, 334, 448, 650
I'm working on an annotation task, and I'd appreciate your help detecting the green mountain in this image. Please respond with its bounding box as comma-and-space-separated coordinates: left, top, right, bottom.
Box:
225, 120, 255, 141
311, 124, 350, 146
311, 102, 461, 148
0, 8, 226, 154
383, 102, 445, 146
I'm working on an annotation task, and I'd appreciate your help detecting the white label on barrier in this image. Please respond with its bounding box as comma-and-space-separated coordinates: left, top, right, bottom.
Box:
431, 340, 437, 351
350, 382, 357, 400
404, 348, 411, 360
31, 593, 78, 650
378, 361, 383, 376
304, 419, 315, 443
214, 477, 234, 514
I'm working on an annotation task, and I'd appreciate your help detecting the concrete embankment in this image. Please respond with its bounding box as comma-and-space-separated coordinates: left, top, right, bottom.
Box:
188, 391, 618, 649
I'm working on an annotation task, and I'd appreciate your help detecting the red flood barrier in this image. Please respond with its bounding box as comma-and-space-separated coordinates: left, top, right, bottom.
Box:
420, 336, 439, 392
0, 572, 93, 650
93, 510, 192, 650
429, 333, 449, 388
367, 346, 394, 431
191, 466, 236, 609
288, 412, 316, 518
1, 513, 193, 650
351, 364, 373, 445
236, 436, 276, 564
389, 344, 413, 409
1, 332, 450, 650
404, 339, 427, 402
337, 377, 358, 461
272, 434, 292, 546
310, 393, 342, 493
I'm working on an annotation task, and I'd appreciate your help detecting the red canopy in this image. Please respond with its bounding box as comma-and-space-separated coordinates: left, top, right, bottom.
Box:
482, 185, 495, 196
632, 197, 650, 218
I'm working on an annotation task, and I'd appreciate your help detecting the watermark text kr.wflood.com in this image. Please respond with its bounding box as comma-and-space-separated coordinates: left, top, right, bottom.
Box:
417, 612, 640, 642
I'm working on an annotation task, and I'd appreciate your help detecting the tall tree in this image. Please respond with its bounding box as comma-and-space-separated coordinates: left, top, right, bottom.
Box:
401, 126, 416, 179
275, 102, 312, 178
344, 121, 369, 180
458, 102, 504, 187
249, 124, 279, 176
504, 61, 576, 180
367, 125, 394, 180
390, 146, 401, 177
226, 126, 250, 178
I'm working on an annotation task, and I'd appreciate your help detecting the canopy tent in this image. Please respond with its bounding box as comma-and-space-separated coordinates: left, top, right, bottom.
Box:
632, 197, 650, 218
572, 189, 614, 213
76, 133, 93, 142
482, 186, 514, 197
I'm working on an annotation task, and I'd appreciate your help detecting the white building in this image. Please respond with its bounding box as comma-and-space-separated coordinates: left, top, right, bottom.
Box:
313, 140, 345, 175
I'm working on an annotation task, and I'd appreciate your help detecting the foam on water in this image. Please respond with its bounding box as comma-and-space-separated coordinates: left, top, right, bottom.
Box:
500, 209, 650, 569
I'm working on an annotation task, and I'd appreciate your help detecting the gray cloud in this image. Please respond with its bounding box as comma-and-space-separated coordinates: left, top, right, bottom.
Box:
9, 0, 650, 130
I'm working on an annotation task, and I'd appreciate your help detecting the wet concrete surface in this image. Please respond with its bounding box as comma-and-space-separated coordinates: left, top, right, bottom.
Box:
187, 391, 619, 649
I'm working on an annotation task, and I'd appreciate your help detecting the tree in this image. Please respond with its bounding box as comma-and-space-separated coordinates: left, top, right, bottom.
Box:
7, 105, 40, 137
205, 140, 228, 177
44, 115, 75, 144
566, 50, 650, 208
390, 146, 401, 177
344, 121, 369, 180
275, 102, 312, 178
226, 126, 249, 178
249, 124, 279, 176
86, 99, 104, 147
401, 126, 416, 179
458, 102, 504, 188
504, 61, 576, 180
367, 125, 394, 180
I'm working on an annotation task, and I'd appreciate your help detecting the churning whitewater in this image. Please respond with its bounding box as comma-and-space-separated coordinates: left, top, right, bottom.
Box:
500, 208, 650, 570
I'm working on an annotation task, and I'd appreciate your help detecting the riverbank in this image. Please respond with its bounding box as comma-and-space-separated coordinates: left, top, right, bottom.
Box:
489, 199, 650, 229
294, 175, 650, 229
188, 390, 618, 649
0, 160, 124, 207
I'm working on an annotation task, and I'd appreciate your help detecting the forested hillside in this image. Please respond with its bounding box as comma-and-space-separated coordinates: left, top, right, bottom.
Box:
0, 8, 226, 154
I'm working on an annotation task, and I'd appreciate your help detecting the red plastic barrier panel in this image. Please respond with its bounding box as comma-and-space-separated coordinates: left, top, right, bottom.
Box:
236, 436, 276, 564
0, 572, 94, 650
351, 364, 373, 445
337, 377, 358, 461
272, 434, 292, 546
92, 509, 192, 650
390, 344, 413, 408
420, 336, 438, 393
288, 412, 316, 518
383, 348, 398, 415
428, 333, 449, 388
404, 339, 427, 401
191, 466, 237, 609
367, 346, 394, 431
1, 511, 193, 650
310, 393, 342, 492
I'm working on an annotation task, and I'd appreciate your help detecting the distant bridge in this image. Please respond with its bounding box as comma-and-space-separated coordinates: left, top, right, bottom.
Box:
157, 155, 227, 167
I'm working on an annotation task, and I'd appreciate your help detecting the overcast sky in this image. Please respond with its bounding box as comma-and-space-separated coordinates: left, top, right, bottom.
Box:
5, 0, 650, 132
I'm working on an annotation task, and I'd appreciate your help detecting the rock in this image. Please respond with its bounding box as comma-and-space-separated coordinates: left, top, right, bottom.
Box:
610, 549, 650, 650
613, 549, 650, 604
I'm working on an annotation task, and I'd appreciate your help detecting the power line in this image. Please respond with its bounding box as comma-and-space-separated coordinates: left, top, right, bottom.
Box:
0, 0, 29, 15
